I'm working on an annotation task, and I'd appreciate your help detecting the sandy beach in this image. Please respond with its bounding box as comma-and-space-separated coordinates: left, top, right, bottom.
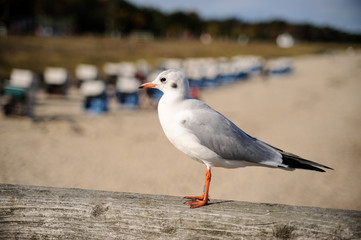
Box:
1, 51, 360, 211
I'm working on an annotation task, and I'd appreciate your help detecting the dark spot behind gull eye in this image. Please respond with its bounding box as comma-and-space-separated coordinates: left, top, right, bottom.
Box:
171, 83, 178, 88
160, 77, 166, 83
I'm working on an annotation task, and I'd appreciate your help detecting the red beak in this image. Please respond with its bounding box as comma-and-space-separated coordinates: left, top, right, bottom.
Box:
139, 82, 157, 89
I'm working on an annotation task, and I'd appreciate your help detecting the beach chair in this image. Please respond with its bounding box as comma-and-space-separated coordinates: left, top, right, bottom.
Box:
80, 80, 108, 114
75, 64, 99, 88
115, 76, 140, 109
3, 69, 37, 118
103, 62, 121, 86
43, 67, 70, 95
265, 58, 293, 77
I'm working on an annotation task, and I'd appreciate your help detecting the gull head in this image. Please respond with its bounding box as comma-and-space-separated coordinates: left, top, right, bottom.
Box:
139, 69, 190, 98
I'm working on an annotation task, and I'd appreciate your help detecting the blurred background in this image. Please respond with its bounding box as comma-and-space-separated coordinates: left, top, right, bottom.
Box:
0, 0, 360, 210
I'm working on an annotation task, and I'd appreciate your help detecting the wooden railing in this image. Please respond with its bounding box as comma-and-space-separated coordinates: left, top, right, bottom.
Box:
0, 184, 360, 239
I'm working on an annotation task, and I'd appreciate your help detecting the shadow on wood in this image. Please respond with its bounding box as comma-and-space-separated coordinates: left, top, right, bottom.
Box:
0, 184, 360, 239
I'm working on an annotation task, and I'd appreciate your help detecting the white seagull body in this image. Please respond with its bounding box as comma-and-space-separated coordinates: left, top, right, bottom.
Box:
140, 69, 332, 208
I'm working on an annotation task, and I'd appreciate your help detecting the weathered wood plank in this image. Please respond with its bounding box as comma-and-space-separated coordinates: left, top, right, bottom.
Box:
0, 184, 360, 239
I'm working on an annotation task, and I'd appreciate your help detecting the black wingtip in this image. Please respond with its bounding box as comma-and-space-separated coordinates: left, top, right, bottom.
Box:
281, 154, 333, 172
323, 166, 334, 170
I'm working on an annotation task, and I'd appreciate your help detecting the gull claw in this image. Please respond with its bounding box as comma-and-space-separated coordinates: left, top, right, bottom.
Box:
183, 194, 209, 208
184, 199, 209, 208
184, 195, 204, 201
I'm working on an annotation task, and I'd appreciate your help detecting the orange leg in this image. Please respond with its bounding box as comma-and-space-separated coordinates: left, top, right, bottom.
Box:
184, 168, 211, 208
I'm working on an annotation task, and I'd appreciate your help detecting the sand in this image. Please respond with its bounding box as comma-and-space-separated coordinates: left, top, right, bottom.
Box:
1, 51, 361, 210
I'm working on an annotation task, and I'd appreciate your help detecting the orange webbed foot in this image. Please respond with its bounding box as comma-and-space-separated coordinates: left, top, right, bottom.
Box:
184, 194, 210, 208
184, 168, 212, 209
184, 194, 205, 201
184, 198, 208, 208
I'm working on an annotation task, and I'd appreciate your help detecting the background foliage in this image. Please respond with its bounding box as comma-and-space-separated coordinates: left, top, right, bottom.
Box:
2, 0, 361, 42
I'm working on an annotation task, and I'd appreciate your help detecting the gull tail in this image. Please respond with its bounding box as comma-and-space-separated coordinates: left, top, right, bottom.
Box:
249, 134, 333, 172
280, 151, 333, 172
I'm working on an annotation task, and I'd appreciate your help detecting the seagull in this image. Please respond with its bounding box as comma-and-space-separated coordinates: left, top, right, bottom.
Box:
139, 69, 333, 208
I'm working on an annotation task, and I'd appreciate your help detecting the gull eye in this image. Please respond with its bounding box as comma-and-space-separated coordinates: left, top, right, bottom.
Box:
160, 77, 166, 83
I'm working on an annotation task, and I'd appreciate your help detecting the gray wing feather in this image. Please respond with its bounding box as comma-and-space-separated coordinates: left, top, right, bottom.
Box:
182, 100, 281, 164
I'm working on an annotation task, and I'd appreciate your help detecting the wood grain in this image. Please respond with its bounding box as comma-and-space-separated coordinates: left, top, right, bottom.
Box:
0, 184, 360, 239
